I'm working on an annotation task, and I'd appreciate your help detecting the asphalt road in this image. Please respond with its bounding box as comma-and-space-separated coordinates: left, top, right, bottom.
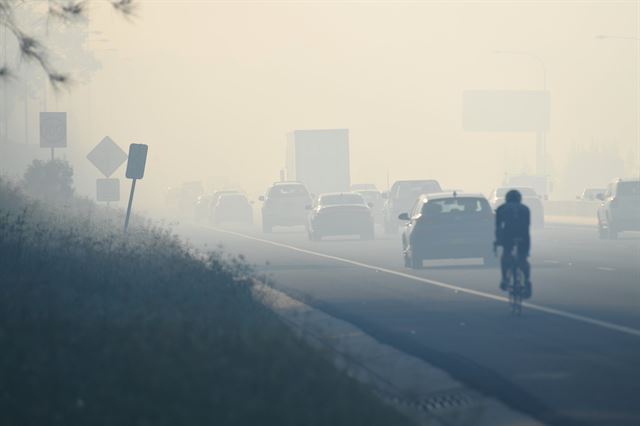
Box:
181, 222, 640, 426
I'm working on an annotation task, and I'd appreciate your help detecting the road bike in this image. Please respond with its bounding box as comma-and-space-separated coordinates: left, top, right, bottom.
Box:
496, 239, 526, 316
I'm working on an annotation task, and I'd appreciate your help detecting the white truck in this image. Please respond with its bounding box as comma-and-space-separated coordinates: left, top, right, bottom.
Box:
286, 129, 350, 196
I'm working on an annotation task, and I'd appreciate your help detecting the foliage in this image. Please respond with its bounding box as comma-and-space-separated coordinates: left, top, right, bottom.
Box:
0, 179, 411, 426
22, 158, 74, 202
0, 0, 137, 88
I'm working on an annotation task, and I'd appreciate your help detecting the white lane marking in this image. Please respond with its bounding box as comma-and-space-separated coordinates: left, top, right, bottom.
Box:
597, 266, 615, 272
206, 227, 640, 339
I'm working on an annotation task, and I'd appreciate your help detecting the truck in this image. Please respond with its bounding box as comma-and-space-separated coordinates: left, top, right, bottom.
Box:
286, 129, 350, 196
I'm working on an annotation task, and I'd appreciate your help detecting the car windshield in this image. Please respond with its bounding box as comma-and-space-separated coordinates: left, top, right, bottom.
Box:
320, 193, 366, 206
357, 190, 380, 200
397, 182, 441, 200
219, 194, 248, 205
617, 181, 640, 196
421, 197, 491, 219
268, 185, 308, 197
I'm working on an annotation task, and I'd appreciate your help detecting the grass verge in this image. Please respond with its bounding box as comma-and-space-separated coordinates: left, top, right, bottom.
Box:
0, 178, 411, 426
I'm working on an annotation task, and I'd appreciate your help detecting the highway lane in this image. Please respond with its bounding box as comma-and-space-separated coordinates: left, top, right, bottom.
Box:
181, 223, 640, 426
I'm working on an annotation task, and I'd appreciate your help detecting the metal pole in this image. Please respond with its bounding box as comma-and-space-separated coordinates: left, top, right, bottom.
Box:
2, 26, 6, 144
124, 179, 137, 233
24, 79, 28, 144
536, 132, 544, 176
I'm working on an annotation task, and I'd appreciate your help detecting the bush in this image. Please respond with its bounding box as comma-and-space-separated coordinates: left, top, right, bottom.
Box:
0, 180, 410, 426
22, 159, 74, 202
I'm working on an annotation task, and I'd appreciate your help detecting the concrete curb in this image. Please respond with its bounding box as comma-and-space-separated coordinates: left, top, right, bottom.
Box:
254, 283, 544, 426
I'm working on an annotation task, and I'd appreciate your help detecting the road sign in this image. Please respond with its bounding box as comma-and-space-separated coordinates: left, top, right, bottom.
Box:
96, 178, 120, 202
124, 143, 149, 233
125, 143, 148, 179
87, 137, 128, 177
39, 112, 67, 148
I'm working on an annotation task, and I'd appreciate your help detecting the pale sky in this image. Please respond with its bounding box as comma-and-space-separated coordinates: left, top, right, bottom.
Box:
7, 0, 640, 207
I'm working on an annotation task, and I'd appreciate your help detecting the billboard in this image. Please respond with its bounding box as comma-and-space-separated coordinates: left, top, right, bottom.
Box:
463, 90, 549, 132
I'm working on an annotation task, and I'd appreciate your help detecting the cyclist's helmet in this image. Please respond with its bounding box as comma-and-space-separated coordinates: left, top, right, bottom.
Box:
505, 189, 522, 203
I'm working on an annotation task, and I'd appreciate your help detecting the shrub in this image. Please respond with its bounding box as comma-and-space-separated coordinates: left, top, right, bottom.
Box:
22, 159, 74, 202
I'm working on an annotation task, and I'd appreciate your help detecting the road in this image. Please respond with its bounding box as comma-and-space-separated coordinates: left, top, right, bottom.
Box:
181, 222, 640, 426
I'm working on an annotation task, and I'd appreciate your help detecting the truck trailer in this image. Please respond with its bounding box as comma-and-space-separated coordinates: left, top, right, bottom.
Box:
286, 129, 350, 196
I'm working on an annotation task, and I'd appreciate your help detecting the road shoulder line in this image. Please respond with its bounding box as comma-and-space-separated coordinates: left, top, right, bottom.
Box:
211, 226, 640, 338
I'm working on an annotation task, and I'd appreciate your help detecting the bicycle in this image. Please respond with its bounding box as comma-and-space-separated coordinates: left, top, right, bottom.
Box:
495, 239, 526, 316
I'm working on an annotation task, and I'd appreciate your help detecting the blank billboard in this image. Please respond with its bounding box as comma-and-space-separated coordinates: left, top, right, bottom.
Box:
463, 90, 549, 132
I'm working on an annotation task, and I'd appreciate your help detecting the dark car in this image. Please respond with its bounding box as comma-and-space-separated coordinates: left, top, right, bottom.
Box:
212, 193, 253, 225
597, 179, 640, 239
382, 179, 442, 233
260, 182, 312, 233
399, 192, 494, 269
307, 192, 375, 241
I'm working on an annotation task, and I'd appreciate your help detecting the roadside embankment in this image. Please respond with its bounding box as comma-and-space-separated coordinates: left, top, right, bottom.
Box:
0, 178, 411, 426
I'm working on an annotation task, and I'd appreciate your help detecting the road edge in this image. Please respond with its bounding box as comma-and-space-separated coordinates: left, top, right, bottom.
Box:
254, 281, 544, 426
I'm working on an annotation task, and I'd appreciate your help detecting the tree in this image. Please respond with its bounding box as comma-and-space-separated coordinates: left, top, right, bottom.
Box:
0, 0, 136, 88
22, 158, 74, 201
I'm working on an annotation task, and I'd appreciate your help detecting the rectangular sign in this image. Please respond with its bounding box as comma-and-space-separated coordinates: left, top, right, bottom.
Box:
463, 90, 549, 132
125, 143, 148, 179
96, 178, 120, 202
39, 112, 67, 148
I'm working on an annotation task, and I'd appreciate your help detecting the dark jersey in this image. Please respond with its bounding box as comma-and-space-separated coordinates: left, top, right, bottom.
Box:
495, 202, 530, 245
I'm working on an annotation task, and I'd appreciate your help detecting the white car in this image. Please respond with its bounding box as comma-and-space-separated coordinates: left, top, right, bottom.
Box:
306, 192, 375, 241
597, 179, 640, 239
488, 187, 544, 227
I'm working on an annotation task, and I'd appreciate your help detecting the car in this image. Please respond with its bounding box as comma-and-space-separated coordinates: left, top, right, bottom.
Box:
207, 190, 243, 222
354, 189, 383, 224
260, 182, 312, 233
399, 192, 495, 269
306, 192, 375, 241
382, 179, 442, 234
194, 195, 213, 221
488, 186, 544, 227
578, 188, 606, 201
212, 193, 253, 225
597, 178, 640, 239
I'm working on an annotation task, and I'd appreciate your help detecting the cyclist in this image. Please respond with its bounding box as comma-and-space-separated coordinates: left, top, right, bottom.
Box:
495, 189, 532, 298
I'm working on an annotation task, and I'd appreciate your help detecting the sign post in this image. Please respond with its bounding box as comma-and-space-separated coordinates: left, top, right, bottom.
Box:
39, 112, 67, 159
123, 143, 148, 233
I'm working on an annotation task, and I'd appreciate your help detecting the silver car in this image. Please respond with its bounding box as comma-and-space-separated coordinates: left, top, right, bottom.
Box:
307, 192, 375, 241
597, 179, 640, 239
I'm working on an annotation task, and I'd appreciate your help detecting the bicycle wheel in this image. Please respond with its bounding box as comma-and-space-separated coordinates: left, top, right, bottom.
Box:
513, 270, 524, 316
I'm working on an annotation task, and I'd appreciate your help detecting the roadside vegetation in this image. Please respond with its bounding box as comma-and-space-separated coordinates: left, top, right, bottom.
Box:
0, 161, 410, 426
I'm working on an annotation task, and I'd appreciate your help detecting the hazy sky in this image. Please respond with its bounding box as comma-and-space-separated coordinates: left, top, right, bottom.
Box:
11, 0, 640, 207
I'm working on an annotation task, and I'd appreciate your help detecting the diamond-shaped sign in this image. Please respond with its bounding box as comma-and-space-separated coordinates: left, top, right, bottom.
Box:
87, 137, 128, 177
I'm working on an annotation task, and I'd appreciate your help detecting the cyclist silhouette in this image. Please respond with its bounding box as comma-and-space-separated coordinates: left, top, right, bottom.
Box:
495, 189, 532, 298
